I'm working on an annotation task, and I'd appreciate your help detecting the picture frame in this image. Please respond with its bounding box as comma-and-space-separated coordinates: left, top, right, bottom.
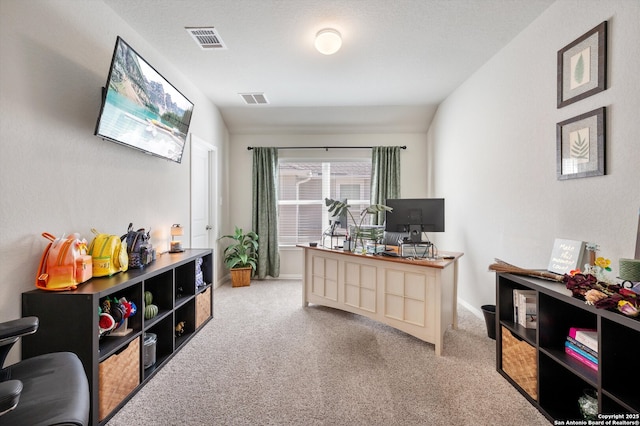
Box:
557, 21, 607, 108
547, 238, 585, 275
556, 107, 605, 180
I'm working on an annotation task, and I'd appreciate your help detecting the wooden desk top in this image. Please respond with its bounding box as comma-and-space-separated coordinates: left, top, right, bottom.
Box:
297, 244, 463, 269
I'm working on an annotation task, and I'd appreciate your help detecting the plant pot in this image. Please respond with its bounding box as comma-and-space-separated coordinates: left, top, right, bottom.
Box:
230, 266, 252, 287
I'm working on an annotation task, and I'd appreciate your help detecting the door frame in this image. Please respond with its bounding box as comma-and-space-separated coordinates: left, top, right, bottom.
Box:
190, 134, 218, 249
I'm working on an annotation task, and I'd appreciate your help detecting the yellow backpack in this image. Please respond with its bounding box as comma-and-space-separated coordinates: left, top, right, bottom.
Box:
88, 228, 128, 277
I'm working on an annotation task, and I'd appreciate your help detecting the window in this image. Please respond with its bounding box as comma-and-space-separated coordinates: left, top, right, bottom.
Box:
278, 160, 372, 245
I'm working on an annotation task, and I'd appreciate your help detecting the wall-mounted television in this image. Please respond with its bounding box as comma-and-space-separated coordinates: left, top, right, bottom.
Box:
94, 37, 194, 163
384, 198, 445, 242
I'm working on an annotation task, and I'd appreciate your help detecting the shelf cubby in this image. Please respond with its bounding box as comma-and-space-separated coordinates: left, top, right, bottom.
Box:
22, 249, 214, 425
539, 351, 596, 420
175, 300, 196, 349
538, 292, 597, 352
495, 273, 640, 422
144, 270, 173, 312
601, 317, 640, 411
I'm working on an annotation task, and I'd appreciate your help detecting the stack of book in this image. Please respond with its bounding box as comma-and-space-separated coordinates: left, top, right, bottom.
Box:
513, 289, 537, 329
565, 327, 598, 371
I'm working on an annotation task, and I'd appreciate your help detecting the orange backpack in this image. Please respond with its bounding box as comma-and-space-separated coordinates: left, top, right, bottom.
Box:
36, 232, 93, 291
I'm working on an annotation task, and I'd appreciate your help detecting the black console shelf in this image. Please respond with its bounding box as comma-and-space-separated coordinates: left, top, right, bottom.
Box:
496, 272, 640, 423
22, 249, 214, 425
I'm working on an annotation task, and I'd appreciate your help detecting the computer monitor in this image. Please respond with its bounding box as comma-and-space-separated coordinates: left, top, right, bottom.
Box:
384, 198, 445, 242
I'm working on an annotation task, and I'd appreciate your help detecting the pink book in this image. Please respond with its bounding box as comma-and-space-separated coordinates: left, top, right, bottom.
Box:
568, 327, 596, 339
565, 346, 598, 371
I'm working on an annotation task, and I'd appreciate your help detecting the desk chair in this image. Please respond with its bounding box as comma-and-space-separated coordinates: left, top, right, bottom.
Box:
0, 316, 89, 426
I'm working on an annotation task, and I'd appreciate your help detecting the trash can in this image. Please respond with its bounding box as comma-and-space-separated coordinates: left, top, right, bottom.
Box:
481, 305, 497, 340
143, 333, 157, 368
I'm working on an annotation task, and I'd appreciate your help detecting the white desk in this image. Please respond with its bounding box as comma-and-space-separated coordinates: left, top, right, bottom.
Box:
299, 245, 463, 356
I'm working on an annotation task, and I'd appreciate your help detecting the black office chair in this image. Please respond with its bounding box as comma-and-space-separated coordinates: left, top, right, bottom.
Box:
0, 316, 89, 426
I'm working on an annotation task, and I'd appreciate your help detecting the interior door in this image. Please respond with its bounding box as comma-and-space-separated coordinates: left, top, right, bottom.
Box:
190, 134, 217, 249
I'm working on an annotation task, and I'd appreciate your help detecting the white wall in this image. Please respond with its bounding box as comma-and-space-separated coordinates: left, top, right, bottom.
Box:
227, 133, 430, 277
0, 0, 229, 363
428, 0, 640, 316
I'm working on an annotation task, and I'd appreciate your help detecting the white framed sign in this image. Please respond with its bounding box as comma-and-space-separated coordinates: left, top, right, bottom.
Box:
548, 238, 586, 275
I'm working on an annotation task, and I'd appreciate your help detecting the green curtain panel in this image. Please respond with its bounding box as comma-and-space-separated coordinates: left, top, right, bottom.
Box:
370, 146, 401, 225
251, 147, 280, 278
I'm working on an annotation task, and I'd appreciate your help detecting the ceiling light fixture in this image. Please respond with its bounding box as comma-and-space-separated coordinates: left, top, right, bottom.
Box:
314, 29, 342, 55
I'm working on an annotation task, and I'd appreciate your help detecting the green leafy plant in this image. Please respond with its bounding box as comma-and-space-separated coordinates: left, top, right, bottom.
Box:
219, 226, 259, 271
325, 198, 391, 251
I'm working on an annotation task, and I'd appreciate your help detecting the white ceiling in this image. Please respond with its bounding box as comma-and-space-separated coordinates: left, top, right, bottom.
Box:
103, 0, 554, 134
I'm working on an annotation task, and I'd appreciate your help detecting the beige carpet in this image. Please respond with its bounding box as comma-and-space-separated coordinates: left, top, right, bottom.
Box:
106, 279, 549, 425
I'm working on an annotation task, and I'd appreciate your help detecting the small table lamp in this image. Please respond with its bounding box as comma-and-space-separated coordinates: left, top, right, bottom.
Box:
170, 224, 184, 253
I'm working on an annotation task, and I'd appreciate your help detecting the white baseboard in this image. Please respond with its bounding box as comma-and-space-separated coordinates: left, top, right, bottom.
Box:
215, 273, 302, 288
458, 298, 485, 320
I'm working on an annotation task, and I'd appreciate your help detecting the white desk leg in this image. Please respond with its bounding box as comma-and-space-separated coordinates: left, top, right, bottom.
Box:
302, 252, 309, 307
452, 259, 459, 330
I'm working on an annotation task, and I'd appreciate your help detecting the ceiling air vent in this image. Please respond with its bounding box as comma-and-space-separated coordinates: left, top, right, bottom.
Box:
185, 27, 227, 50
239, 93, 269, 105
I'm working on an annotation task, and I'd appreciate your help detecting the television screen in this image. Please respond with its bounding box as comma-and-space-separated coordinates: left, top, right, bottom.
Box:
384, 198, 445, 240
94, 37, 193, 163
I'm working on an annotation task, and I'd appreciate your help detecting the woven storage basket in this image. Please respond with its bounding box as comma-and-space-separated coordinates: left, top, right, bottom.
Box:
196, 287, 212, 328
501, 326, 537, 400
98, 337, 140, 420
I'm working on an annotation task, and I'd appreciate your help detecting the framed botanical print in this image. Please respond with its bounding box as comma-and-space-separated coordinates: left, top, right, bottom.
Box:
556, 107, 605, 180
557, 21, 607, 108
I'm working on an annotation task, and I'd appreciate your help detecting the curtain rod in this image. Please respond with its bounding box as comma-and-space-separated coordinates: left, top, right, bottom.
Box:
247, 145, 406, 151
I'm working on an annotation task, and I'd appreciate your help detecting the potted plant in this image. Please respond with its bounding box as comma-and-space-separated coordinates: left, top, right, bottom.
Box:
325, 198, 391, 253
219, 226, 258, 287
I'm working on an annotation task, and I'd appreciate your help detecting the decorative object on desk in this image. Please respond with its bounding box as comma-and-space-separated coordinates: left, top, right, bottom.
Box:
488, 259, 563, 282
88, 228, 128, 276
99, 296, 137, 337
144, 291, 159, 320
98, 313, 116, 336
175, 321, 186, 337
36, 232, 92, 291
400, 242, 435, 259
564, 271, 639, 318
169, 224, 184, 253
619, 258, 640, 291
122, 223, 154, 268
557, 21, 607, 108
556, 107, 606, 180
325, 198, 391, 253
309, 242, 318, 247
583, 255, 613, 284
195, 257, 204, 288
577, 388, 598, 420
584, 289, 608, 305
218, 226, 258, 287
547, 238, 585, 275
585, 242, 599, 266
